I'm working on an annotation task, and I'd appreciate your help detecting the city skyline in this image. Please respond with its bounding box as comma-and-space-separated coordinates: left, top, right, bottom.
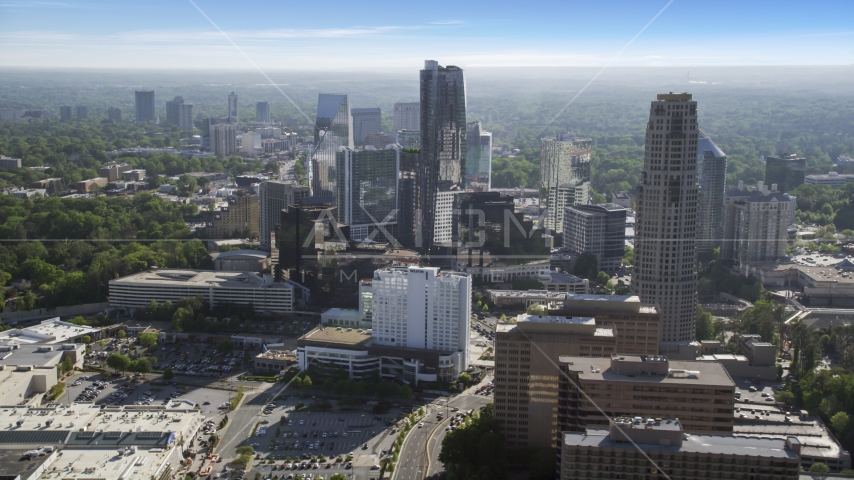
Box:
1, 1, 853, 69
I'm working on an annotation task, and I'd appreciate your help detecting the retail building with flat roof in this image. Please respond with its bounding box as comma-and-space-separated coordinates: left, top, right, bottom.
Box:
495, 315, 618, 448
0, 318, 100, 345
558, 354, 736, 436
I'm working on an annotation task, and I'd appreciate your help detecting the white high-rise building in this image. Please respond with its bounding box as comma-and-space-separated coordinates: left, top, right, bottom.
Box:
632, 93, 700, 346
259, 180, 311, 250
540, 134, 592, 233
371, 266, 471, 377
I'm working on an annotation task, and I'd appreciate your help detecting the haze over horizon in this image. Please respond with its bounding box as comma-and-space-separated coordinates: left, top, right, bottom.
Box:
1, 0, 853, 70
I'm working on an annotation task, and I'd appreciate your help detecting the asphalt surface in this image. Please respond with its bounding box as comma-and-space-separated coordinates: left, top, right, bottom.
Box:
393, 382, 493, 480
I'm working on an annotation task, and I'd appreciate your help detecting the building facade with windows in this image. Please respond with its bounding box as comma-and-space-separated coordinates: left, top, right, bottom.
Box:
335, 145, 400, 242
765, 153, 806, 193
371, 266, 471, 378
697, 132, 727, 254
722, 181, 792, 265
562, 203, 627, 274
494, 315, 617, 448
632, 93, 700, 346
540, 134, 592, 233
135, 90, 155, 122
313, 93, 353, 199
351, 107, 382, 146
259, 180, 311, 250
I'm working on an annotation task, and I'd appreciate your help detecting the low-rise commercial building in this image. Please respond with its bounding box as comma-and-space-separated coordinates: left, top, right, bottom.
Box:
696, 353, 778, 380
549, 294, 661, 355
735, 333, 777, 366
75, 177, 108, 194
541, 271, 589, 293
560, 417, 800, 480
109, 268, 294, 313
296, 326, 468, 385
558, 354, 736, 435
98, 162, 132, 181
254, 348, 296, 374
0, 318, 101, 344
805, 171, 854, 188
495, 315, 618, 448
0, 155, 22, 170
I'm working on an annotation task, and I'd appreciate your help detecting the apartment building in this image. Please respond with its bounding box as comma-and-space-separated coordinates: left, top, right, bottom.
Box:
205, 191, 259, 238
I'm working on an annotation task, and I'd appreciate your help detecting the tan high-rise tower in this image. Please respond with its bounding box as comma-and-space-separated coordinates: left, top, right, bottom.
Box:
632, 93, 699, 347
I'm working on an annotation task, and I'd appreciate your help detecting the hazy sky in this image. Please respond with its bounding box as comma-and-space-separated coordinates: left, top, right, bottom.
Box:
1, 0, 853, 70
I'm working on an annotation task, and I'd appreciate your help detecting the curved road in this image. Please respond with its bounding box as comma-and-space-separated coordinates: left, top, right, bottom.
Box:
393, 388, 492, 480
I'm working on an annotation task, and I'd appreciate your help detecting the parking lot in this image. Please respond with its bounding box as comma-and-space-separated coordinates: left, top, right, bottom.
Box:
233, 406, 397, 480
62, 372, 238, 418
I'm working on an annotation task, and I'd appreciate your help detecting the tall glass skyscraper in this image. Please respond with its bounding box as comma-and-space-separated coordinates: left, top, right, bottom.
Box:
697, 132, 727, 254
465, 121, 492, 191
764, 154, 806, 193
335, 145, 400, 243
632, 93, 700, 346
416, 60, 466, 251
540, 134, 592, 233
312, 93, 353, 199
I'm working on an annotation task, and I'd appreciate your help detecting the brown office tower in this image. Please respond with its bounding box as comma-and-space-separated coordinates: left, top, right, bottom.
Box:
494, 314, 616, 448
549, 294, 661, 355
557, 354, 736, 436
632, 93, 700, 349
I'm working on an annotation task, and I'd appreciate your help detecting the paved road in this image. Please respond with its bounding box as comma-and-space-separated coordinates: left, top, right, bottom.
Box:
215, 377, 297, 458
394, 388, 492, 480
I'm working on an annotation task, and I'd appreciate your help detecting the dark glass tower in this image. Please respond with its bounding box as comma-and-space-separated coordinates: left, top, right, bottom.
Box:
416, 60, 466, 251
697, 132, 727, 254
312, 93, 353, 200
764, 154, 805, 193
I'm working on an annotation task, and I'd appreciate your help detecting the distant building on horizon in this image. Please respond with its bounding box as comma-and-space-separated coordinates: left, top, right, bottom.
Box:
76, 105, 88, 121
59, 105, 72, 121
256, 101, 271, 125
228, 91, 238, 124
135, 90, 155, 122
392, 102, 420, 141
765, 153, 805, 193
697, 132, 728, 254
107, 107, 122, 122
351, 107, 382, 147
166, 96, 184, 126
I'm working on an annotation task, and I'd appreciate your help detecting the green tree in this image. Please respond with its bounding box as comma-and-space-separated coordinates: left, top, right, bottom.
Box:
330, 474, 347, 480
138, 332, 158, 348
117, 330, 126, 339
19, 290, 36, 311
172, 307, 192, 332
696, 306, 715, 341
809, 462, 831, 473
622, 246, 634, 266
529, 448, 557, 480
399, 385, 413, 400
106, 353, 130, 374
526, 304, 547, 315
301, 375, 313, 389
163, 368, 175, 380
81, 335, 92, 344
595, 271, 610, 286
774, 391, 794, 404
573, 253, 598, 281
831, 411, 851, 433
217, 339, 236, 354
458, 373, 472, 384
131, 358, 151, 377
